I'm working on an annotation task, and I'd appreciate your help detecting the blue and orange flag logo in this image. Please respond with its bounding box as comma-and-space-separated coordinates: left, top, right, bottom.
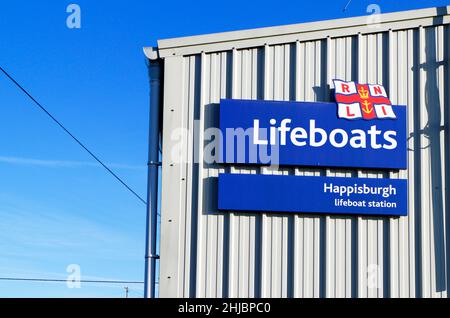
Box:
333, 80, 396, 120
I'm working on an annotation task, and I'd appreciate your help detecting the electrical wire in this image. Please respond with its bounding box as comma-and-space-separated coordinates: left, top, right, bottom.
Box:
0, 277, 144, 284
0, 66, 147, 205
343, 0, 352, 12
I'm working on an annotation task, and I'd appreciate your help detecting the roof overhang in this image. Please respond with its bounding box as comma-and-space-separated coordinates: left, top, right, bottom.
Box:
145, 6, 450, 58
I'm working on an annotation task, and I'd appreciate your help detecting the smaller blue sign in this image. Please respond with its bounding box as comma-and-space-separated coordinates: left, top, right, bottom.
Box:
218, 174, 407, 216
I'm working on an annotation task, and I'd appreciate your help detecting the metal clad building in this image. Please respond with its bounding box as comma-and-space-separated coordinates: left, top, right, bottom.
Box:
150, 6, 450, 298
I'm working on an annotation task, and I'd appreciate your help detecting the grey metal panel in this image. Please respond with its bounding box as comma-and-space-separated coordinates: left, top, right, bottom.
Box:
228, 48, 263, 298
259, 44, 295, 298
157, 8, 450, 298
325, 35, 359, 299
159, 55, 187, 297
293, 40, 326, 298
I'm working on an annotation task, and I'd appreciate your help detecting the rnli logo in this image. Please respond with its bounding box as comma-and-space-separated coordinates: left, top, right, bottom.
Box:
333, 79, 396, 120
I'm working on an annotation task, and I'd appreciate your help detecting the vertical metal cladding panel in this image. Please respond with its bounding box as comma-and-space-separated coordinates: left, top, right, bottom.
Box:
293, 40, 327, 298
228, 48, 263, 298
157, 8, 450, 298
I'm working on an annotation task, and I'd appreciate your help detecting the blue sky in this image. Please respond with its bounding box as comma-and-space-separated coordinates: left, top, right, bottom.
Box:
0, 0, 448, 298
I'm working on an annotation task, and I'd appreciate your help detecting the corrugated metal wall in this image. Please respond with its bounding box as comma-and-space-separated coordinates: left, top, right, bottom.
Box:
157, 9, 450, 298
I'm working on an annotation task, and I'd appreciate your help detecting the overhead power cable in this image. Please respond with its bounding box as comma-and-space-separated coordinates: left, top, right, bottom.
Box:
0, 66, 147, 205
343, 0, 352, 12
0, 277, 144, 284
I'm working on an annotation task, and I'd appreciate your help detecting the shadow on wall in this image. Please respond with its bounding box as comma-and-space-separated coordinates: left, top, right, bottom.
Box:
410, 7, 448, 294
202, 102, 263, 297
196, 13, 450, 294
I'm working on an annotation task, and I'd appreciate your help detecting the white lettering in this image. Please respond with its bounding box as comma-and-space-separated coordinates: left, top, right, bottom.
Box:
253, 120, 268, 145
383, 131, 397, 150
251, 119, 398, 150
324, 183, 397, 198
310, 120, 327, 147
279, 119, 292, 145
350, 129, 367, 148
329, 129, 348, 148
290, 127, 307, 146
368, 125, 382, 149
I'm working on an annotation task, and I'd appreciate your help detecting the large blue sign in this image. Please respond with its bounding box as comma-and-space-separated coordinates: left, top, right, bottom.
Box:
218, 174, 407, 216
219, 99, 407, 169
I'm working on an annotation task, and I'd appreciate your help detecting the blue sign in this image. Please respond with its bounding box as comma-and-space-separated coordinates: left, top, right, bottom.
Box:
218, 174, 407, 216
219, 99, 407, 169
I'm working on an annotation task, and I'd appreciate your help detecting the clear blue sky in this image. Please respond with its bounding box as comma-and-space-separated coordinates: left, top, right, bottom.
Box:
0, 0, 448, 298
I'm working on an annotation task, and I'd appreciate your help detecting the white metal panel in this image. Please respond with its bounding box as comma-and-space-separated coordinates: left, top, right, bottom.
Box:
293, 39, 326, 298
159, 55, 188, 297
